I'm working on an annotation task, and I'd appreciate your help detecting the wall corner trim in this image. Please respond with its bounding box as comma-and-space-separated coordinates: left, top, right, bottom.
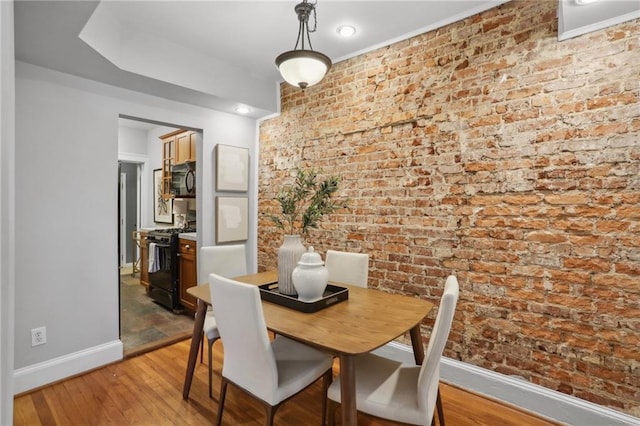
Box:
376, 341, 640, 426
13, 340, 123, 395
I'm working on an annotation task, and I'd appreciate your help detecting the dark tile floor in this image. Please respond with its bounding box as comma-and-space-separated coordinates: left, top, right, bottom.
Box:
119, 270, 194, 354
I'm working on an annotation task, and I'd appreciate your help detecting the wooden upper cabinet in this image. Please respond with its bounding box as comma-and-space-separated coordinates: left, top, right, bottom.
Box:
159, 129, 197, 199
176, 131, 196, 164
161, 136, 174, 199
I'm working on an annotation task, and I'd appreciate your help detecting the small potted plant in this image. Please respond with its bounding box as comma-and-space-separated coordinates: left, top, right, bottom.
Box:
270, 168, 346, 295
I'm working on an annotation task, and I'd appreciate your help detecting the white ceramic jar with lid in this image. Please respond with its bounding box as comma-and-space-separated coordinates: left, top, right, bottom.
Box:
291, 247, 329, 302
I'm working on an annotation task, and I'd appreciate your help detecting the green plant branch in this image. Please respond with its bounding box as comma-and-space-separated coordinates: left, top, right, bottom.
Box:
270, 168, 347, 235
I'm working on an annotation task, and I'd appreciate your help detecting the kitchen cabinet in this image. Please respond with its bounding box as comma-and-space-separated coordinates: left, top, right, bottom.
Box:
159, 129, 197, 199
179, 238, 197, 312
176, 131, 196, 164
140, 231, 149, 290
160, 135, 174, 199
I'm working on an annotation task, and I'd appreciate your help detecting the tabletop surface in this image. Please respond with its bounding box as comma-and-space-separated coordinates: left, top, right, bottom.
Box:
188, 270, 434, 355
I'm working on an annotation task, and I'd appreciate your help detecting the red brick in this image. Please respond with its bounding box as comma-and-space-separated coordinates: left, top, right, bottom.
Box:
525, 231, 568, 243
596, 220, 631, 232
617, 206, 640, 218
544, 193, 589, 205
614, 263, 640, 275
563, 258, 611, 272
592, 274, 639, 292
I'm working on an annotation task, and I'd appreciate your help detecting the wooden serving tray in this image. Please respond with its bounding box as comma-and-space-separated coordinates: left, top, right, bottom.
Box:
258, 282, 349, 313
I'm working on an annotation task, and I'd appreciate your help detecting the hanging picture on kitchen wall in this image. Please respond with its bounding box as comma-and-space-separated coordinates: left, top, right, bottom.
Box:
216, 196, 248, 243
153, 168, 173, 224
216, 144, 249, 192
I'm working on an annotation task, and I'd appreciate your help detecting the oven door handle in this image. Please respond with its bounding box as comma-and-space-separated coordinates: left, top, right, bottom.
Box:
149, 242, 171, 249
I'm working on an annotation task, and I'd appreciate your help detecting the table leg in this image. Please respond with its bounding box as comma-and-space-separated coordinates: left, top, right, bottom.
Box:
183, 299, 207, 399
410, 324, 425, 365
339, 354, 357, 426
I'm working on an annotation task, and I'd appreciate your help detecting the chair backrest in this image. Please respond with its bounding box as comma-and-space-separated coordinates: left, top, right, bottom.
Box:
325, 250, 369, 288
209, 273, 278, 401
417, 275, 459, 422
199, 244, 247, 284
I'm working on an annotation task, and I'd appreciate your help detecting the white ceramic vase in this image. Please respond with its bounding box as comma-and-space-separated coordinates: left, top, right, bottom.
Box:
292, 247, 329, 302
277, 235, 307, 296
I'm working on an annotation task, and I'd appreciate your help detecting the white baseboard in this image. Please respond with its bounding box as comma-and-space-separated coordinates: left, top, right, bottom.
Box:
13, 340, 123, 394
374, 342, 640, 426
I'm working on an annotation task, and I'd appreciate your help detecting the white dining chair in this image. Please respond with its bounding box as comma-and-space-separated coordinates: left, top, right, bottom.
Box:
327, 275, 459, 426
209, 273, 334, 426
325, 250, 369, 287
198, 244, 247, 399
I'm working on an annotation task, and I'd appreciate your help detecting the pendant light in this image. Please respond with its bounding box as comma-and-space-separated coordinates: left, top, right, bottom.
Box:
275, 0, 332, 90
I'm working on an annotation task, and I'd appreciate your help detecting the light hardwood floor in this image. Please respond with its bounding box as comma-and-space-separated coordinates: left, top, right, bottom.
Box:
14, 339, 560, 425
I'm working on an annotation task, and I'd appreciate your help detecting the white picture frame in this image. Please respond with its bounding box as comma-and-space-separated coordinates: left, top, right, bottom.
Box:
216, 144, 249, 192
216, 196, 248, 243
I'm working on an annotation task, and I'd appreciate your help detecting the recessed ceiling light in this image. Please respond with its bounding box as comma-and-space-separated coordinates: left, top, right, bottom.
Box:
235, 105, 250, 114
336, 25, 356, 37
574, 0, 600, 4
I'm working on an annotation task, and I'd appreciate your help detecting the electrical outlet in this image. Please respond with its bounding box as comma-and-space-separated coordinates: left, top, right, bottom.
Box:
31, 327, 46, 346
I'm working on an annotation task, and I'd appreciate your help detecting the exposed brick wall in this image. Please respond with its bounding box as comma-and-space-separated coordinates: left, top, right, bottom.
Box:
258, 0, 639, 415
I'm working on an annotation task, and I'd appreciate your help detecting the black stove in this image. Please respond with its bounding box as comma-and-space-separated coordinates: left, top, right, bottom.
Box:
147, 227, 196, 313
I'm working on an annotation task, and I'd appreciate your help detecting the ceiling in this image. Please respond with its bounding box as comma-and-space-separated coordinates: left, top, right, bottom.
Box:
14, 1, 639, 119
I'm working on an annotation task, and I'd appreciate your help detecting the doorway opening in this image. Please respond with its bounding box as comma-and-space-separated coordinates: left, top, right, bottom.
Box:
117, 116, 197, 357
118, 161, 139, 271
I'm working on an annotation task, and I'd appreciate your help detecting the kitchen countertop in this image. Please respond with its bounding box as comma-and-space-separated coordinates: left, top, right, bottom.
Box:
138, 228, 197, 241
140, 226, 173, 232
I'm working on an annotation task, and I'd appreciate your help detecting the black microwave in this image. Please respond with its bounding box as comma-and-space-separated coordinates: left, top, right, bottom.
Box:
171, 162, 196, 197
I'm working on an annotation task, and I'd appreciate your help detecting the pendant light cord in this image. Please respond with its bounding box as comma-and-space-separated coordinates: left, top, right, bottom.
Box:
293, 0, 318, 51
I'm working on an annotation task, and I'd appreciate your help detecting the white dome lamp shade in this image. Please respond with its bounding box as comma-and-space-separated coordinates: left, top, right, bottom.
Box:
275, 1, 332, 90
276, 50, 331, 89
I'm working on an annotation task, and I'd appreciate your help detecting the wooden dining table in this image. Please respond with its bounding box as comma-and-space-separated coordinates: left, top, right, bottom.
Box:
183, 270, 434, 426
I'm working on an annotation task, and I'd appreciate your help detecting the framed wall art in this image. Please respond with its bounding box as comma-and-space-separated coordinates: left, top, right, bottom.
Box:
216, 196, 248, 243
216, 144, 249, 192
153, 168, 173, 223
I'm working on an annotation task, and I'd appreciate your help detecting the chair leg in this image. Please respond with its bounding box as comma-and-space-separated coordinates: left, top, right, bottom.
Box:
321, 368, 333, 426
436, 387, 445, 426
208, 337, 217, 399
216, 377, 228, 426
327, 399, 338, 426
265, 405, 277, 426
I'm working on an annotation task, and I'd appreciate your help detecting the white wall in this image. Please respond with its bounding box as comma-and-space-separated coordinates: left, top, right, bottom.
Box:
117, 126, 148, 156
1, 1, 16, 422
13, 61, 258, 392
